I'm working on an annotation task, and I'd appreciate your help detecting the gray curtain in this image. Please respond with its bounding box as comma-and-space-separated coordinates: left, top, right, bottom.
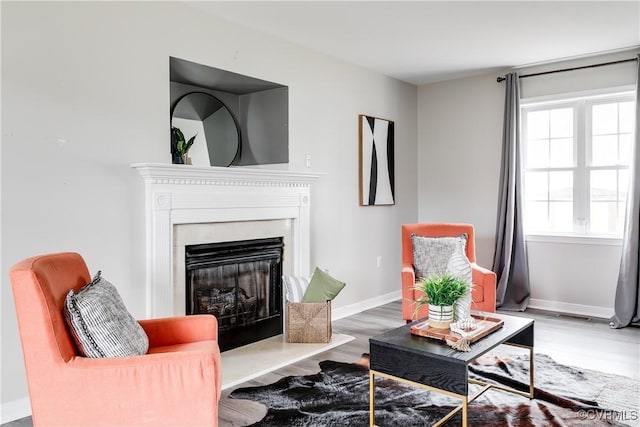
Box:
610, 54, 640, 329
492, 73, 530, 311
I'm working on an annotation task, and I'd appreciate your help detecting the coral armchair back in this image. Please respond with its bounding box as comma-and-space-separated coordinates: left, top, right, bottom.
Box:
401, 223, 496, 321
9, 252, 222, 427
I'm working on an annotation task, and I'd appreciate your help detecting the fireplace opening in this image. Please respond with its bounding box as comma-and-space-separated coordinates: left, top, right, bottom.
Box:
185, 237, 284, 352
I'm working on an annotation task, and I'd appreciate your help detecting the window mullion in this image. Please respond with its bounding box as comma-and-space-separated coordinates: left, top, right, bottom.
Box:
574, 100, 587, 233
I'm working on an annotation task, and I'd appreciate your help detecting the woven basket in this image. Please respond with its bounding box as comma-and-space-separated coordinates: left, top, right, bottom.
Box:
286, 301, 332, 343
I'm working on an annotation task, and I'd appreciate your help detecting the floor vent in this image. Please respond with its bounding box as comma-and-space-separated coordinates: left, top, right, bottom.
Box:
556, 313, 592, 321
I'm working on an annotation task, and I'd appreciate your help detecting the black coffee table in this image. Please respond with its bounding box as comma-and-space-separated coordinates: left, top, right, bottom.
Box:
368, 312, 534, 427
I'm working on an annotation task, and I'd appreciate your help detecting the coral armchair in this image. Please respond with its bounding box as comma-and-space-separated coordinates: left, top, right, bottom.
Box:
9, 252, 222, 427
402, 223, 496, 321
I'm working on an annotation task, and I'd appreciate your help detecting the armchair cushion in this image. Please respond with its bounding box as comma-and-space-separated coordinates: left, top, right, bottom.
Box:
411, 233, 468, 280
64, 271, 149, 358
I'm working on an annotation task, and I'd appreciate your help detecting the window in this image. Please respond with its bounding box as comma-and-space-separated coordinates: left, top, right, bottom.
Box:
522, 91, 635, 237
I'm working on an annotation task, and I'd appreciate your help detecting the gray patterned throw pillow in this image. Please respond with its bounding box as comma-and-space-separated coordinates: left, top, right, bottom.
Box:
64, 271, 149, 358
411, 233, 468, 280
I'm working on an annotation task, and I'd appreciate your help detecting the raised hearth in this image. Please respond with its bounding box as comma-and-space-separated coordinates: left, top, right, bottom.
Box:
132, 163, 320, 318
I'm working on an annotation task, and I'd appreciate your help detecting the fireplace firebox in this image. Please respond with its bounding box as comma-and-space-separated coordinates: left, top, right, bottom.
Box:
185, 237, 284, 352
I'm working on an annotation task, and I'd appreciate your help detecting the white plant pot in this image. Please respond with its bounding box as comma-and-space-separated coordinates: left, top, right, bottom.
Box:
428, 304, 454, 329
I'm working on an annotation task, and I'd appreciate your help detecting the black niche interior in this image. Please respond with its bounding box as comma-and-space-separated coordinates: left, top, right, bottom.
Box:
185, 237, 284, 352
170, 56, 289, 166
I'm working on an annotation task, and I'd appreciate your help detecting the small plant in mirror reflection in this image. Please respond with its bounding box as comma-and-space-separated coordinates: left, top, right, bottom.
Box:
172, 127, 197, 157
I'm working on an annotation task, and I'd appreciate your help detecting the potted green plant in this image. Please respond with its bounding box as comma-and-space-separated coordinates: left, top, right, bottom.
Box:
413, 274, 471, 329
172, 127, 197, 165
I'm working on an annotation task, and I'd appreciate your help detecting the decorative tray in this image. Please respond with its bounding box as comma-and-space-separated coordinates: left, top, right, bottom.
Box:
410, 313, 504, 343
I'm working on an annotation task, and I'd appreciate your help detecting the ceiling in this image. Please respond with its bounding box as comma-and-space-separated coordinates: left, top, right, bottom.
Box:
187, 1, 640, 86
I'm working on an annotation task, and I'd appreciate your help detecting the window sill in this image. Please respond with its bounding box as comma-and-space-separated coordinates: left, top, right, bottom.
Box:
525, 233, 623, 246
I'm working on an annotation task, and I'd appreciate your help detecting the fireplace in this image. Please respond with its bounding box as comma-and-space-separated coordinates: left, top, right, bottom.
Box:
131, 163, 319, 321
185, 237, 284, 351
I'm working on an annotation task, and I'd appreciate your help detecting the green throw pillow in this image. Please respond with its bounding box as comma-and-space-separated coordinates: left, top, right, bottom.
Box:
301, 268, 346, 302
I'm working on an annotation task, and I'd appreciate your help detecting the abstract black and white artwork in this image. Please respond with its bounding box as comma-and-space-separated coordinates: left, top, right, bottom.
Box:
359, 115, 395, 206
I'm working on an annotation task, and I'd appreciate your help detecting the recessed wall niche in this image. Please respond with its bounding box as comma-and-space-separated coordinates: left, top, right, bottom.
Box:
170, 56, 289, 166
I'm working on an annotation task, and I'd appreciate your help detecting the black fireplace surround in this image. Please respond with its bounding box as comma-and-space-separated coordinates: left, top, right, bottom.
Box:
185, 237, 284, 352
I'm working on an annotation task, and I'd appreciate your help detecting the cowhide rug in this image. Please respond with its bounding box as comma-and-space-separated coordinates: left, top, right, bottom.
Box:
229, 353, 637, 426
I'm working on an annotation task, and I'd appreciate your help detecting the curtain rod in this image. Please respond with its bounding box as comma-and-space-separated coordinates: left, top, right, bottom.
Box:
496, 57, 638, 83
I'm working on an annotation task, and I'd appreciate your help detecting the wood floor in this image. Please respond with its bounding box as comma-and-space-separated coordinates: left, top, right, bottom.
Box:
3, 300, 639, 427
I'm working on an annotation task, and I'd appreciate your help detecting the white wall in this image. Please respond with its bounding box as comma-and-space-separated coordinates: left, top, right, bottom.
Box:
526, 237, 623, 317
416, 74, 504, 267
417, 50, 638, 318
1, 2, 418, 418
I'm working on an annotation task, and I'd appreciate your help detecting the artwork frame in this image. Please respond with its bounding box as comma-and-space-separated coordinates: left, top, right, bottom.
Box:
359, 115, 395, 206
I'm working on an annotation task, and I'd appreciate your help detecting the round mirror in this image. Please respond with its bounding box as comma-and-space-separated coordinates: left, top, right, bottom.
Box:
171, 92, 241, 167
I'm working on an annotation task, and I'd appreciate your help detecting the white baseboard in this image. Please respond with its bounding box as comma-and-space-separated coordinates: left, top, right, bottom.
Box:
332, 290, 401, 321
0, 292, 401, 424
1, 397, 31, 424
528, 298, 613, 320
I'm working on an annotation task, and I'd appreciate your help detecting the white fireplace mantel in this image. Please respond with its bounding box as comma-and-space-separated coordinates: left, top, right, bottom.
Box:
131, 162, 320, 318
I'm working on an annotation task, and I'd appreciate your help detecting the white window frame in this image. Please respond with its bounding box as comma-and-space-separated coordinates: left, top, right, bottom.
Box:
521, 86, 635, 244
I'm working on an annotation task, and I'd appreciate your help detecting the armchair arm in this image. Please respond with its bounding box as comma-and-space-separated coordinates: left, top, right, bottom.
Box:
139, 314, 218, 347
401, 263, 416, 302
402, 263, 426, 321
471, 263, 497, 312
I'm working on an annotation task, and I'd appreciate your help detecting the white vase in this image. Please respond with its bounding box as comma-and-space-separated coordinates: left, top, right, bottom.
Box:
428, 304, 453, 329
454, 293, 472, 322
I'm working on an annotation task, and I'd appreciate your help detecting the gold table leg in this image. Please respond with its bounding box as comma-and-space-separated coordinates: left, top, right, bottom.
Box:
462, 396, 468, 427
529, 346, 535, 398
369, 371, 375, 426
